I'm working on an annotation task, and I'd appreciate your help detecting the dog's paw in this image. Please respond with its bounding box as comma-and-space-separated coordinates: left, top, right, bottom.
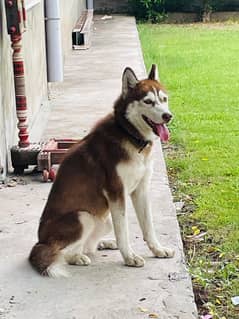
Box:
152, 246, 175, 258
124, 254, 145, 267
46, 264, 70, 278
98, 239, 118, 250
68, 254, 91, 266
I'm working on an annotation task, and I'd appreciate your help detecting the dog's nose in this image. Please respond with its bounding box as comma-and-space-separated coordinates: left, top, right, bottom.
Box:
162, 112, 172, 123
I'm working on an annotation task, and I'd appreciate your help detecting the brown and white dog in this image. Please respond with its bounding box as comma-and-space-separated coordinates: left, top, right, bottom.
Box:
29, 65, 174, 277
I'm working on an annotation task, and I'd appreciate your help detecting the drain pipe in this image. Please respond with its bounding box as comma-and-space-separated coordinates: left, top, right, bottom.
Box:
45, 0, 63, 82
86, 0, 94, 9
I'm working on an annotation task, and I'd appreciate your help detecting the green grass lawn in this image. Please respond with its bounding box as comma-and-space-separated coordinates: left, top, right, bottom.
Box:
138, 23, 239, 318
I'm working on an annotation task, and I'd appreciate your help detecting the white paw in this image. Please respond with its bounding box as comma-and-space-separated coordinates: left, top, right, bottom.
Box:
46, 264, 69, 278
68, 254, 91, 266
98, 240, 118, 250
152, 246, 175, 258
125, 254, 145, 267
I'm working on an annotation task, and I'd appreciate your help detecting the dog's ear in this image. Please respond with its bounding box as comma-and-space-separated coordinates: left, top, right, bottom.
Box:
148, 64, 159, 81
122, 67, 138, 97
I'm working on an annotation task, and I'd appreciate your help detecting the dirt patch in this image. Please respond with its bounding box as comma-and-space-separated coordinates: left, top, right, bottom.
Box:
163, 12, 239, 24
165, 12, 199, 24
211, 11, 239, 22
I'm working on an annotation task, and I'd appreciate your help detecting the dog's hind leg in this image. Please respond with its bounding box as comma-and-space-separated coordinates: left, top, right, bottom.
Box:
84, 215, 117, 254
63, 211, 95, 266
29, 242, 69, 278
30, 210, 85, 278
98, 239, 117, 250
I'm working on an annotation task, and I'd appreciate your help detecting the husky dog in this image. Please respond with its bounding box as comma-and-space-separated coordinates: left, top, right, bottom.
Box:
29, 65, 174, 277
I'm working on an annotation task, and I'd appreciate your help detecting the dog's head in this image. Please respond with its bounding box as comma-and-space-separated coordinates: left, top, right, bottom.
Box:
120, 64, 172, 142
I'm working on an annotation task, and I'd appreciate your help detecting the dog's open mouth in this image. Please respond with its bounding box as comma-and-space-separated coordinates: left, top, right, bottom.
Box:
142, 115, 170, 142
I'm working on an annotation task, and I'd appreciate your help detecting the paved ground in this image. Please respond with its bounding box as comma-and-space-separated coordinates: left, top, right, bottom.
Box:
0, 16, 198, 319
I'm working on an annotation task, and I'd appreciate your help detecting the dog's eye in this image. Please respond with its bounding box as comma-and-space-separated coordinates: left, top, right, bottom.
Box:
144, 99, 152, 105
159, 96, 168, 103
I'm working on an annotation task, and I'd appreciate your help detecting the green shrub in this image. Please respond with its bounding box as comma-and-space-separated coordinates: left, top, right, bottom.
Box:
128, 0, 167, 23
128, 0, 239, 21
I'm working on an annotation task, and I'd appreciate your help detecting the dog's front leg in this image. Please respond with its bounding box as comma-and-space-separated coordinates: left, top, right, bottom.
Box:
109, 198, 145, 267
131, 170, 174, 258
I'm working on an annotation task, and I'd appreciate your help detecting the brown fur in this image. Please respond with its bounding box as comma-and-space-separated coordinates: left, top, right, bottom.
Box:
114, 80, 165, 149
29, 67, 168, 276
29, 112, 139, 275
29, 243, 60, 276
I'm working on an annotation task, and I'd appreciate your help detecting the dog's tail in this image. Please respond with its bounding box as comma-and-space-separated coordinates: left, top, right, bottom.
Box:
29, 243, 68, 278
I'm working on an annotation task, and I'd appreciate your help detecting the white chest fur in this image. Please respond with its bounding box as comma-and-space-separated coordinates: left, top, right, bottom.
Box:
116, 142, 153, 194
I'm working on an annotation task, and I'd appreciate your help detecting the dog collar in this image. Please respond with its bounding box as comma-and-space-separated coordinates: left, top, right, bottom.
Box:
115, 116, 151, 153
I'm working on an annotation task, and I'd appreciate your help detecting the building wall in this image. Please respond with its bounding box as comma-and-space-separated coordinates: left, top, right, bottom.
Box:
211, 11, 239, 21
94, 0, 128, 13
60, 0, 86, 58
23, 2, 48, 141
94, 0, 239, 13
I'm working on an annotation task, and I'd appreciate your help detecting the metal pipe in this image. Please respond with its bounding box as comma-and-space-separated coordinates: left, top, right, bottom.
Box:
45, 0, 63, 82
86, 0, 94, 10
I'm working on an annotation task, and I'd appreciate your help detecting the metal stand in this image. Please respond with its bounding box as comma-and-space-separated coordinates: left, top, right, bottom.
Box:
11, 139, 79, 181
37, 139, 79, 181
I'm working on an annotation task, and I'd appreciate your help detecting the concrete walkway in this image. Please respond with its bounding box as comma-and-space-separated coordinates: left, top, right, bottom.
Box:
0, 16, 198, 319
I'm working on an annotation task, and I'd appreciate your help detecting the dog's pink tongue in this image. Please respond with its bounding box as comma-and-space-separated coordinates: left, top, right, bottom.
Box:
157, 124, 170, 142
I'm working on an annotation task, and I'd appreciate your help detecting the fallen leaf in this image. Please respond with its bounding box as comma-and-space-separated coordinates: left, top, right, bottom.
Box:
148, 313, 159, 318
148, 276, 160, 280
193, 229, 200, 236
138, 307, 148, 313
216, 298, 221, 305
207, 246, 216, 253
7, 181, 17, 187
219, 252, 225, 258
192, 226, 200, 236
15, 220, 27, 225
101, 15, 112, 20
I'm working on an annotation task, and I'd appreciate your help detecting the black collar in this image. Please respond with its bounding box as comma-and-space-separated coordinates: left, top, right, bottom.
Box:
115, 115, 151, 153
